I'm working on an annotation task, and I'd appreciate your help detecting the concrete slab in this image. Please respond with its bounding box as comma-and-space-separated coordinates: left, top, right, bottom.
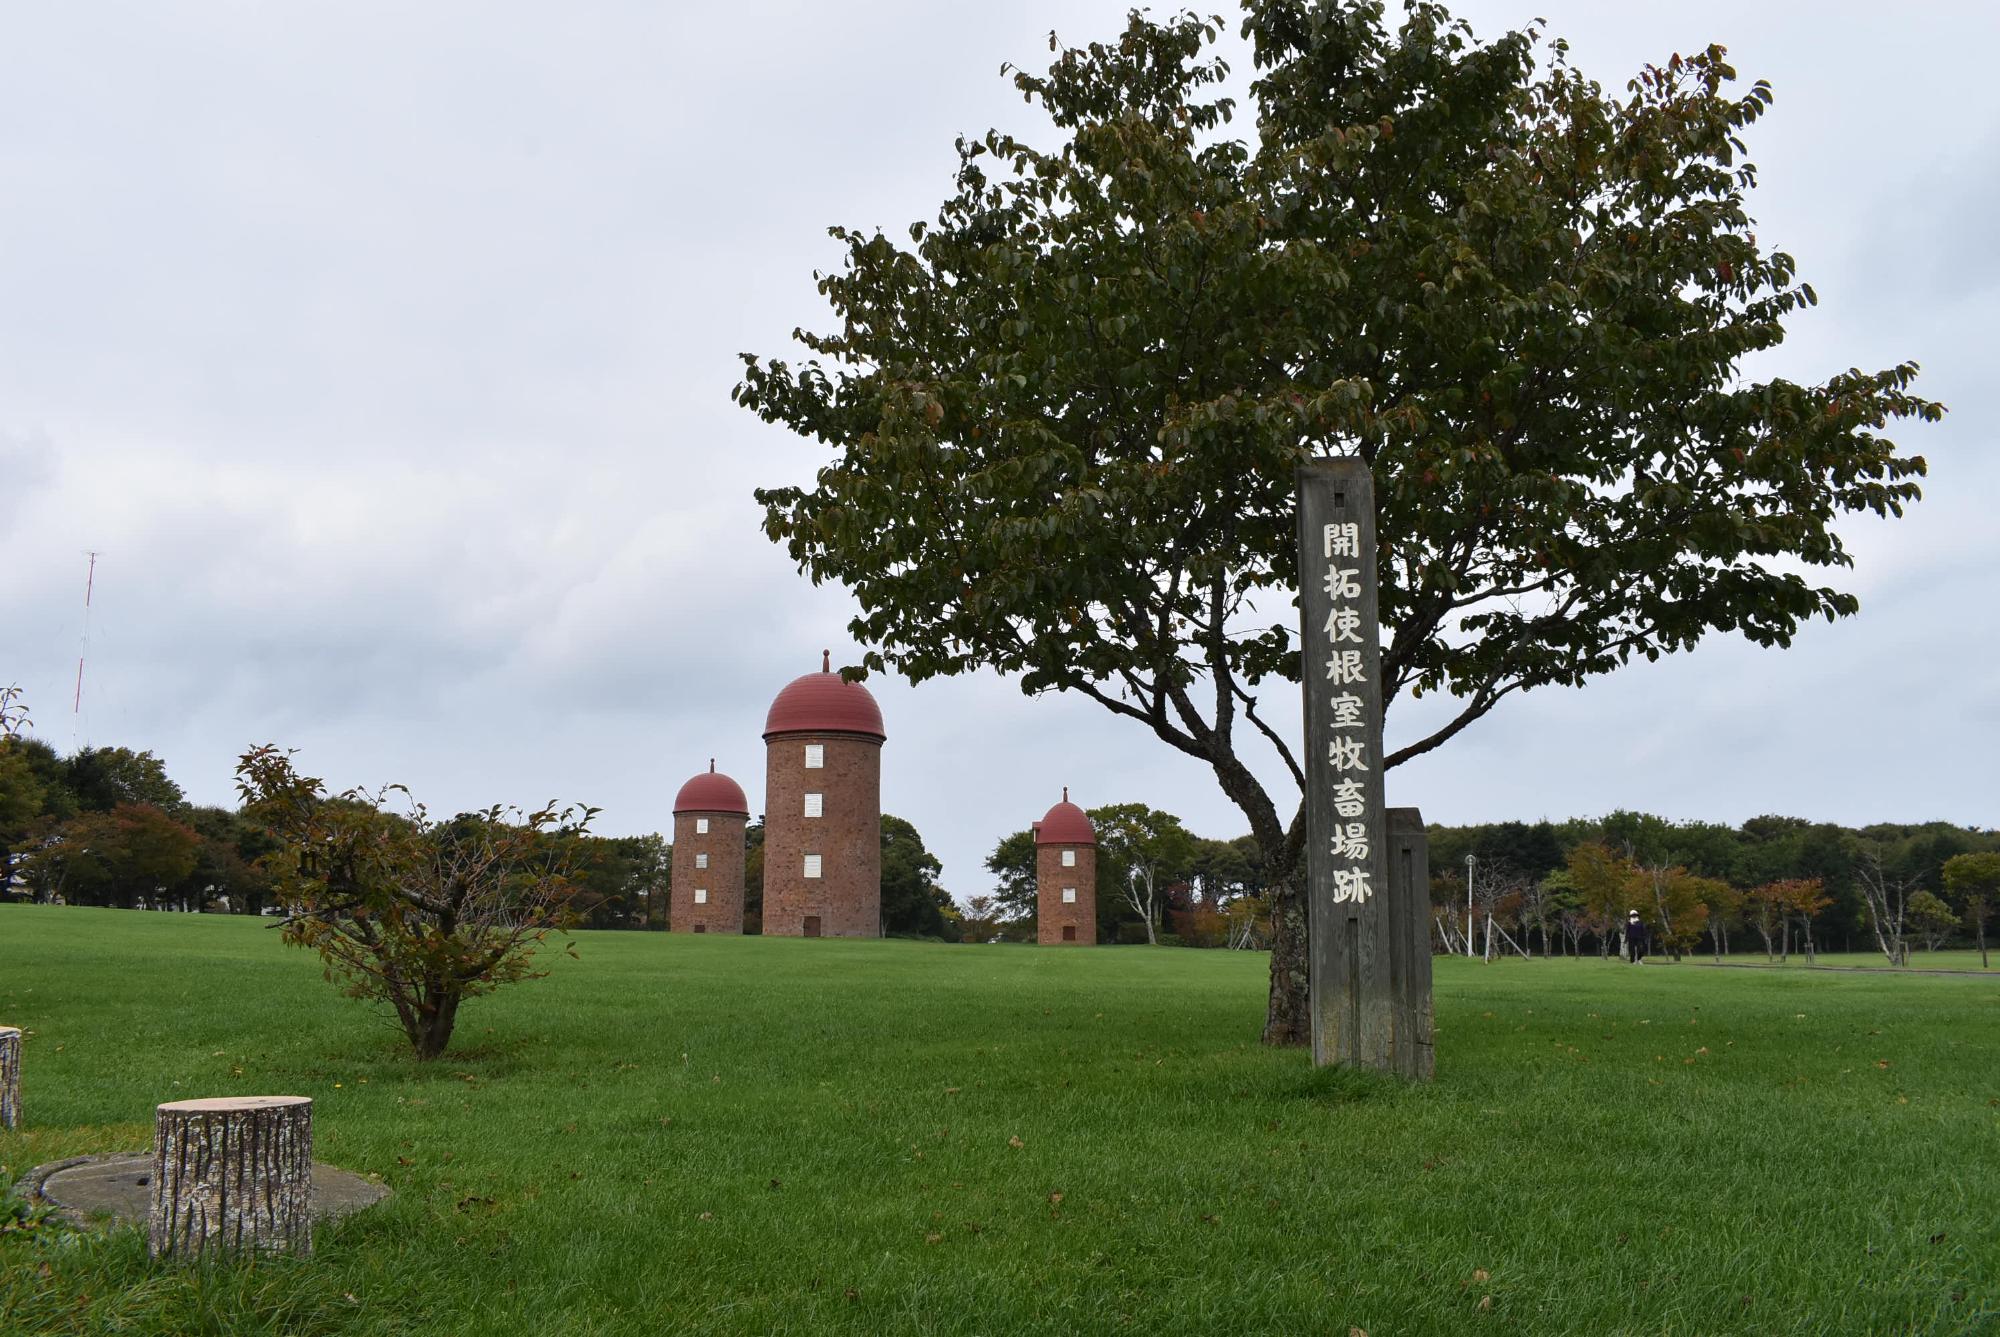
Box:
25, 1153, 390, 1228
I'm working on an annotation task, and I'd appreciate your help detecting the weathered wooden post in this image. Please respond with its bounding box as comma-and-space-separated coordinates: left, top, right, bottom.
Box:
0, 1026, 20, 1129
1386, 808, 1436, 1079
1297, 459, 1433, 1078
149, 1096, 314, 1259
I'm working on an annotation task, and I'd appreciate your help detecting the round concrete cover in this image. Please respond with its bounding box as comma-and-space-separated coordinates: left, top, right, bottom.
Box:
27, 1153, 389, 1228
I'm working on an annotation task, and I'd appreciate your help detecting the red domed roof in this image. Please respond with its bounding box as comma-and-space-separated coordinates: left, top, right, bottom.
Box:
1034, 789, 1095, 846
673, 762, 749, 816
763, 651, 886, 741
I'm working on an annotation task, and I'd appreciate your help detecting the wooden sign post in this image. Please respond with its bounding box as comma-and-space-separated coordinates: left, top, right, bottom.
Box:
1297, 459, 1433, 1079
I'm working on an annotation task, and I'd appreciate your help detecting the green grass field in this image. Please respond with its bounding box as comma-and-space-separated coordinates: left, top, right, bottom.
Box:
2, 906, 1996, 1335
1690, 949, 1993, 973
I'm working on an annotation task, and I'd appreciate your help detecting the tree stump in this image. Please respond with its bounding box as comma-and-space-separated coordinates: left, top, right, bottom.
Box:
149, 1096, 314, 1259
0, 1027, 19, 1130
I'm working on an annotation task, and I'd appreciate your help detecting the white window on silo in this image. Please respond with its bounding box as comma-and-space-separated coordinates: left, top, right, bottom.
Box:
1062, 887, 1077, 904
804, 854, 823, 879
1062, 849, 1077, 867
804, 792, 823, 818
696, 853, 708, 869
804, 744, 825, 769
694, 888, 708, 905
695, 818, 709, 834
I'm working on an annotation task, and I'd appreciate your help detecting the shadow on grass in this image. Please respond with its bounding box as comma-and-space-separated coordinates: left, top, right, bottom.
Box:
1284, 1062, 1409, 1107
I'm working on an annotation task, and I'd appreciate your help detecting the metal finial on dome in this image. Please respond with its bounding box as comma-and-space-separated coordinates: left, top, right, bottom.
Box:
709, 758, 715, 773
1063, 786, 1069, 803
822, 649, 831, 672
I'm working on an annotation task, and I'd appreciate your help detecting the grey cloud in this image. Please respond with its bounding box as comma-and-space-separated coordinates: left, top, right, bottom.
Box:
3, 1, 1993, 901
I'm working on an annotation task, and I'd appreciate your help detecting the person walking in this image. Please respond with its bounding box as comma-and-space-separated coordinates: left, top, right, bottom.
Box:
1626, 909, 1650, 965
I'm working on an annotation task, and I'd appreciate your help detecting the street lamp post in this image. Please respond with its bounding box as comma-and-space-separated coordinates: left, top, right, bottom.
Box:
1464, 854, 1477, 959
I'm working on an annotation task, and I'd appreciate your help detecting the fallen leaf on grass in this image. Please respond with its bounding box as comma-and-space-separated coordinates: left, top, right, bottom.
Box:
1007, 1135, 1024, 1149
924, 1232, 942, 1245
1476, 1295, 1493, 1311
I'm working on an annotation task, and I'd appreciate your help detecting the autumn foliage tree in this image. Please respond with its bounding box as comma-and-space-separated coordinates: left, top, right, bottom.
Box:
237, 746, 596, 1061
1743, 879, 1828, 962
25, 803, 200, 909
1565, 842, 1641, 953
737, 2, 1939, 1042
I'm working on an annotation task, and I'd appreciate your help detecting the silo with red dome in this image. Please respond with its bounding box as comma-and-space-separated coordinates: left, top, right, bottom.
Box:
1034, 789, 1097, 945
762, 651, 885, 938
670, 761, 749, 934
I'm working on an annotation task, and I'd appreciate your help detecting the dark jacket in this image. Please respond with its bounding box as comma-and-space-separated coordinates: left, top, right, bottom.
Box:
1626, 919, 1650, 951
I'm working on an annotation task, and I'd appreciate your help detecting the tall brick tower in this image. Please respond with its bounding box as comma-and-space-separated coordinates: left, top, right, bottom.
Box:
671, 761, 749, 934
762, 651, 885, 938
1034, 788, 1097, 945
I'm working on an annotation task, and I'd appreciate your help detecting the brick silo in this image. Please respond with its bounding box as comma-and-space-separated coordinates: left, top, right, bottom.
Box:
1034, 789, 1097, 945
762, 651, 885, 938
671, 761, 749, 934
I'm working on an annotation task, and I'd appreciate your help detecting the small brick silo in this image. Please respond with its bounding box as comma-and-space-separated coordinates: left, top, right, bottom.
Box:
1034, 789, 1097, 945
671, 760, 749, 934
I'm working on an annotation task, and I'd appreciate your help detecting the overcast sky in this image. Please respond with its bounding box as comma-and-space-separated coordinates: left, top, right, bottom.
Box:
4, 1, 1994, 902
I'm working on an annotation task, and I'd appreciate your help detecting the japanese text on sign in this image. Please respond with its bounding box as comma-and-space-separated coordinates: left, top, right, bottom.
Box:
1321, 521, 1373, 903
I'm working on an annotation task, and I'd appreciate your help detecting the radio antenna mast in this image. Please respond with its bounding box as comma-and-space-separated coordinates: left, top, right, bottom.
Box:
73, 550, 99, 749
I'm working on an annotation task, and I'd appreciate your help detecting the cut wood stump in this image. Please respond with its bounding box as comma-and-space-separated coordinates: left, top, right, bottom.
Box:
0, 1026, 19, 1130
149, 1096, 313, 1260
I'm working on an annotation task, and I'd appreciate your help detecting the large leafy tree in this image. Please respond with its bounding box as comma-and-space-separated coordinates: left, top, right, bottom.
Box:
64, 746, 185, 814
736, 2, 1940, 1043
881, 813, 958, 938
1943, 852, 1999, 969
982, 828, 1040, 922
25, 802, 201, 908
1091, 802, 1199, 944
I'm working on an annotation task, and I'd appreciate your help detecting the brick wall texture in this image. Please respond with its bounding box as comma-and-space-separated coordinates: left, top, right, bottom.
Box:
671, 810, 746, 934
1037, 844, 1097, 945
763, 731, 882, 937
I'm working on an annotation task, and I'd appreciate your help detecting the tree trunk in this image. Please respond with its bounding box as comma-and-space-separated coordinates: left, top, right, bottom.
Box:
149, 1096, 313, 1259
1262, 883, 1310, 1047
412, 992, 462, 1062
0, 1027, 20, 1130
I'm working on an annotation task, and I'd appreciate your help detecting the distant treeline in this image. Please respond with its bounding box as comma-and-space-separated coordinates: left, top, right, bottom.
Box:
5, 717, 1990, 955
0, 736, 670, 928
967, 805, 1998, 957
0, 727, 958, 938
1427, 813, 1998, 959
